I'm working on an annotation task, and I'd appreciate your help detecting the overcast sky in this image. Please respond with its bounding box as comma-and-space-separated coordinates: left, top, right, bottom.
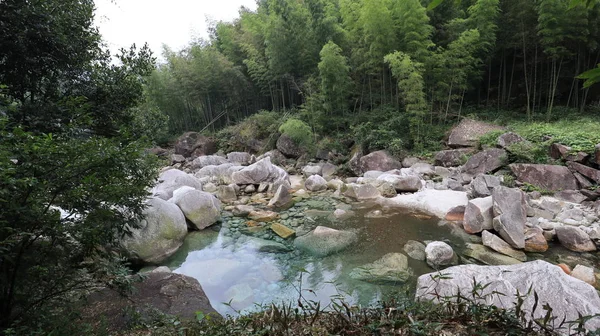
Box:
94, 0, 257, 58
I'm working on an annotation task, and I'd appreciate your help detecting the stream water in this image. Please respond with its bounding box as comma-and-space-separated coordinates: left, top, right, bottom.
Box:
164, 196, 469, 316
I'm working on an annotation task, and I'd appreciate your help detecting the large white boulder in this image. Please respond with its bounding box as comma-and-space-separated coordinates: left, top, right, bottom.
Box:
231, 157, 289, 185
416, 261, 600, 332
153, 169, 203, 200
121, 197, 188, 264
171, 187, 221, 230
379, 189, 468, 219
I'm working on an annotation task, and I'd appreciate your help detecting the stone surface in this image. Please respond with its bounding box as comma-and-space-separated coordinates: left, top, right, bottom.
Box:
549, 143, 572, 160
153, 169, 203, 201
343, 183, 381, 200
83, 272, 218, 333
171, 154, 186, 164
194, 163, 243, 185
232, 205, 254, 217
302, 165, 322, 177
554, 190, 588, 204
349, 253, 412, 284
270, 223, 295, 239
227, 152, 252, 165
305, 174, 328, 192
276, 134, 304, 158
415, 261, 600, 331
524, 227, 548, 252
571, 265, 596, 285
268, 185, 293, 208
463, 243, 522, 266
555, 226, 597, 252
359, 150, 403, 173
482, 230, 527, 261
462, 148, 508, 175
510, 164, 578, 192
403, 240, 426, 261
402, 157, 421, 167
492, 186, 526, 249
595, 144, 600, 166
377, 182, 397, 198
470, 174, 501, 198
294, 226, 358, 257
497, 132, 527, 149
232, 158, 289, 185
434, 148, 474, 167
121, 198, 188, 264
378, 174, 421, 192
568, 161, 600, 184
319, 162, 337, 179
425, 241, 457, 268
245, 237, 291, 253
216, 184, 237, 203
379, 189, 469, 219
463, 196, 493, 234
191, 155, 228, 169
447, 119, 505, 148
445, 205, 465, 221
171, 187, 221, 230
174, 132, 217, 158
248, 210, 279, 222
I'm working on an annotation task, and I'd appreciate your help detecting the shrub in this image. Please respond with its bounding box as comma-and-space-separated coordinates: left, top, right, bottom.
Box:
278, 118, 313, 148
216, 110, 282, 153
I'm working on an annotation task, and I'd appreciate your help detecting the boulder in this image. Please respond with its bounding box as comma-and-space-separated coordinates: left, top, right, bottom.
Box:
82, 273, 217, 333
276, 134, 303, 158
359, 150, 402, 173
463, 243, 522, 265
463, 196, 494, 234
425, 241, 457, 268
497, 132, 527, 150
319, 162, 337, 179
415, 261, 600, 331
232, 158, 289, 185
379, 189, 469, 219
343, 183, 381, 200
403, 240, 426, 261
549, 143, 572, 160
448, 119, 505, 148
216, 184, 237, 203
226, 152, 252, 165
171, 188, 221, 230
232, 205, 254, 217
294, 226, 358, 256
469, 174, 501, 198
462, 148, 507, 175
377, 174, 421, 192
555, 226, 597, 252
377, 182, 397, 198
248, 210, 279, 222
195, 163, 243, 185
402, 157, 421, 167
434, 148, 474, 167
268, 185, 293, 208
571, 265, 596, 285
510, 164, 578, 192
445, 205, 465, 221
524, 227, 548, 252
492, 187, 526, 249
305, 175, 328, 192
349, 253, 412, 283
121, 198, 188, 264
171, 154, 185, 164
191, 155, 228, 169
302, 165, 322, 177
567, 162, 600, 184
174, 132, 217, 158
482, 230, 527, 261
258, 150, 287, 166
153, 169, 203, 201
554, 190, 588, 204
410, 163, 435, 176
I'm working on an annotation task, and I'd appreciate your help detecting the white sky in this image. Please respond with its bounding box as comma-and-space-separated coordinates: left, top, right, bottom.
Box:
94, 0, 257, 58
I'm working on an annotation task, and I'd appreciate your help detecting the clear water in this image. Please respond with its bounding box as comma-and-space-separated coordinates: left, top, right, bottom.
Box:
173, 198, 464, 316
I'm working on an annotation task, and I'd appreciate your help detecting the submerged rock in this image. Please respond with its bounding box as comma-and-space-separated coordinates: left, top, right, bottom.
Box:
416, 261, 600, 332
270, 223, 295, 239
481, 231, 527, 262
403, 240, 426, 261
349, 253, 412, 284
294, 226, 358, 256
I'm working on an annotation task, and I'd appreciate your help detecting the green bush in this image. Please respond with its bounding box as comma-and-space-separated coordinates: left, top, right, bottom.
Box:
278, 118, 313, 148
216, 110, 282, 153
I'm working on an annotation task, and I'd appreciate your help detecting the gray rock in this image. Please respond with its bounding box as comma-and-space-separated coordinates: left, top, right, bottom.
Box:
554, 190, 588, 204
150, 266, 172, 273
402, 157, 421, 167
244, 184, 256, 193
363, 170, 384, 179
510, 164, 578, 192
121, 197, 188, 264
349, 253, 412, 283
276, 134, 304, 158
378, 174, 421, 192
174, 132, 217, 158
470, 174, 501, 198
425, 241, 457, 268
555, 226, 597, 252
359, 150, 403, 173
568, 161, 600, 184
415, 261, 600, 332
319, 162, 337, 179
411, 162, 435, 176
171, 187, 221, 230
216, 184, 237, 203
403, 240, 426, 261
171, 154, 186, 164
294, 226, 358, 256
302, 165, 322, 177
463, 243, 522, 265
343, 183, 381, 200
524, 227, 549, 252
231, 158, 289, 185
153, 169, 203, 200
447, 119, 505, 148
482, 230, 527, 261
463, 148, 508, 175
595, 144, 600, 166
348, 149, 363, 176
571, 265, 596, 285
191, 155, 228, 169
379, 189, 469, 219
232, 205, 254, 217
268, 185, 293, 208
550, 143, 572, 160
497, 132, 527, 149
434, 148, 474, 167
305, 174, 327, 192
492, 187, 526, 249
377, 182, 397, 198
194, 163, 243, 185
463, 196, 493, 233
227, 152, 252, 165
257, 150, 287, 166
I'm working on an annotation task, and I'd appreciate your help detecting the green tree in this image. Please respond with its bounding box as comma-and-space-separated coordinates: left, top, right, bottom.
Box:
390, 0, 434, 62
318, 41, 352, 116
